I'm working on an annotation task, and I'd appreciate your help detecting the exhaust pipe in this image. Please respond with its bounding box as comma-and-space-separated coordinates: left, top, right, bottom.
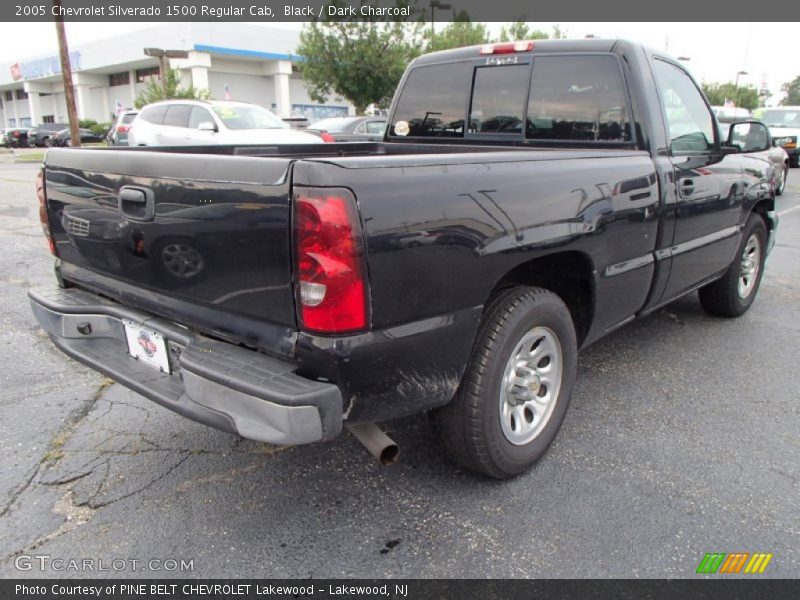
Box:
346, 423, 399, 466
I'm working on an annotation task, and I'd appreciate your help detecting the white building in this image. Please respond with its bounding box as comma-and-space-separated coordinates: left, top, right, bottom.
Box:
0, 23, 352, 127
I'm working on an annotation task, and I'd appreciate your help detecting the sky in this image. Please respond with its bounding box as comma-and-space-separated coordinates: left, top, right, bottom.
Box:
0, 21, 795, 102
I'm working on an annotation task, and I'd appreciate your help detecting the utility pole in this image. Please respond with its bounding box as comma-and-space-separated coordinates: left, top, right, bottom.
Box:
53, 0, 80, 147
734, 70, 748, 108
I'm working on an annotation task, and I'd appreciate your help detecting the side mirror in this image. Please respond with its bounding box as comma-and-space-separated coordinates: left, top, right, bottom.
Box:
728, 121, 769, 153
197, 121, 217, 132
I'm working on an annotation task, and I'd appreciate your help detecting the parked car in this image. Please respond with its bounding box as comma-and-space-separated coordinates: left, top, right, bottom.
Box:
753, 106, 800, 167
28, 123, 68, 147
719, 119, 789, 195
308, 116, 387, 142
127, 100, 323, 146
1, 127, 30, 147
51, 128, 106, 147
711, 106, 750, 121
31, 39, 778, 480
106, 110, 138, 146
281, 117, 310, 129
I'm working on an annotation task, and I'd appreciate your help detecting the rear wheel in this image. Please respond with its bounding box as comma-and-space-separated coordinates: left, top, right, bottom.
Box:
699, 213, 767, 317
434, 287, 577, 479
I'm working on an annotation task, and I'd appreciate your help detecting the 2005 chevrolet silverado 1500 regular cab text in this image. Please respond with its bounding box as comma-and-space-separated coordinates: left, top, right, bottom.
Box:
29, 40, 779, 479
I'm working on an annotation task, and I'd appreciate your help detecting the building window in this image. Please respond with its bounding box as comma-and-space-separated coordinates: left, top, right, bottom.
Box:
109, 71, 130, 87
4, 91, 12, 102
135, 67, 160, 83
42, 115, 55, 124
15, 89, 28, 100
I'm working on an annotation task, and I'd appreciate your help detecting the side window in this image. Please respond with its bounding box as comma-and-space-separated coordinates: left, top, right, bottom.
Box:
527, 55, 631, 142
652, 60, 715, 153
366, 121, 386, 135
140, 105, 167, 125
354, 122, 367, 134
189, 106, 213, 129
390, 61, 472, 138
469, 65, 529, 135
163, 105, 192, 128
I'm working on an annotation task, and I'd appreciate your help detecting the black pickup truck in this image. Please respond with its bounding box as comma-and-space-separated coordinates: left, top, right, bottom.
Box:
30, 39, 779, 479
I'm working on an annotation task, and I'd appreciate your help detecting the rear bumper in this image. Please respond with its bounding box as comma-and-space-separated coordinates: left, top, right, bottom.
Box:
29, 286, 343, 445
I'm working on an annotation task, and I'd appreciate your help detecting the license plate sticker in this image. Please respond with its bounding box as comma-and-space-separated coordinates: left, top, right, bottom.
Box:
123, 321, 171, 374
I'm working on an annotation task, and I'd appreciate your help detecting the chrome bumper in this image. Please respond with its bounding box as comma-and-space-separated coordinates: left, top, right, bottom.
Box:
28, 287, 343, 445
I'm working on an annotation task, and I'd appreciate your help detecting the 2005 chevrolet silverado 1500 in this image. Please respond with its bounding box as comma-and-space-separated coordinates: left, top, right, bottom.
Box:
30, 39, 779, 478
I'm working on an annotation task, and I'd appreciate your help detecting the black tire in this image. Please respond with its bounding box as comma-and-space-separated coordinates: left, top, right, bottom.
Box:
776, 164, 788, 196
699, 213, 767, 318
434, 287, 577, 479
790, 154, 799, 169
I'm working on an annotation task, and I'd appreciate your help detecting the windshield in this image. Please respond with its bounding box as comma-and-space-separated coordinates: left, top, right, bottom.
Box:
121, 113, 137, 125
310, 117, 361, 132
211, 104, 287, 130
760, 110, 800, 128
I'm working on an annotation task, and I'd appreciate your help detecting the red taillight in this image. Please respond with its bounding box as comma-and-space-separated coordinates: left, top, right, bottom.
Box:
293, 187, 368, 333
117, 125, 130, 133
479, 41, 535, 55
320, 132, 335, 143
36, 170, 57, 256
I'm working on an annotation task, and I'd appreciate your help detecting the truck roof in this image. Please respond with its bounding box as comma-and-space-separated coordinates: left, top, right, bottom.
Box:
412, 38, 625, 67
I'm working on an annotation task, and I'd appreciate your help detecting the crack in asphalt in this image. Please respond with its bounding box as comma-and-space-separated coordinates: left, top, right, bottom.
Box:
86, 454, 191, 510
0, 378, 114, 519
3, 491, 95, 560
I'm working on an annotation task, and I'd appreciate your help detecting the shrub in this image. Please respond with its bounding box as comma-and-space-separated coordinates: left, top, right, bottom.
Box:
90, 123, 111, 137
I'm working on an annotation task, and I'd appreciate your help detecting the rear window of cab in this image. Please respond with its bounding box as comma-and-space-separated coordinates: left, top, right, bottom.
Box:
390, 53, 631, 143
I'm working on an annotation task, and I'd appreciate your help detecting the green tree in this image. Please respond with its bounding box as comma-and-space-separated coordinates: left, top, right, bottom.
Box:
780, 76, 800, 105
700, 82, 760, 111
426, 17, 490, 52
498, 21, 558, 42
133, 69, 208, 109
296, 2, 423, 114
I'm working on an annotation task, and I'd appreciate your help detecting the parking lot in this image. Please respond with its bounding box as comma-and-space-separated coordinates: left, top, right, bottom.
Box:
0, 157, 798, 578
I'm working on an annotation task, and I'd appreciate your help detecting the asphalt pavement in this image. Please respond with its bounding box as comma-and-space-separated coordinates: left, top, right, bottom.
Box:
0, 158, 798, 578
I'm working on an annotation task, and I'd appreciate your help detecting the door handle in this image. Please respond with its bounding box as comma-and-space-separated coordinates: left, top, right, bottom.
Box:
119, 186, 155, 221
679, 178, 695, 197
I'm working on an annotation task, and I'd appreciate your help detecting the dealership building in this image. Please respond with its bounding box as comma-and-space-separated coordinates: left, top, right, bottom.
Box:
0, 23, 352, 128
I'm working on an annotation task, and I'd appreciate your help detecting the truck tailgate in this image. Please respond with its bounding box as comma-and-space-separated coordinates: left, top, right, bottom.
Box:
43, 148, 297, 350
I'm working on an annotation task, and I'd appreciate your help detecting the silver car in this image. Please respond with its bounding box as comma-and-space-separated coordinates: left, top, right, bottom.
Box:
128, 100, 323, 146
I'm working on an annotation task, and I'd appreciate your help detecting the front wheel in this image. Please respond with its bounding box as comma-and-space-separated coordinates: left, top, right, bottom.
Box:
434, 287, 577, 479
699, 213, 767, 317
